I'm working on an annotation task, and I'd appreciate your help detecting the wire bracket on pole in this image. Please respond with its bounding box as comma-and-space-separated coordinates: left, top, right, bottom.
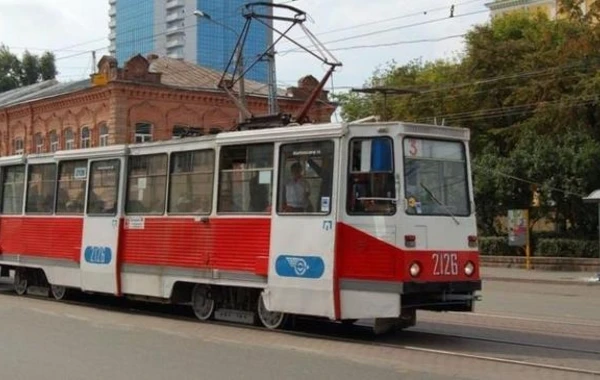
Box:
218, 80, 253, 121
350, 87, 420, 122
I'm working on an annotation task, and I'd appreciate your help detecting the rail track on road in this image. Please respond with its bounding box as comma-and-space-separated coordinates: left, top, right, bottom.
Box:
406, 327, 600, 356
417, 311, 600, 339
1, 282, 599, 378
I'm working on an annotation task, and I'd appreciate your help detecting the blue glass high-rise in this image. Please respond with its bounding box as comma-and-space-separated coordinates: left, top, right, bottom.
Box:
109, 0, 272, 83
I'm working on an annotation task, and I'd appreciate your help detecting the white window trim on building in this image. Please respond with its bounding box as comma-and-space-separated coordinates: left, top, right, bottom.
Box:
99, 124, 109, 147
13, 138, 24, 155
35, 133, 44, 154
50, 130, 59, 152
135, 122, 153, 144
81, 126, 91, 149
64, 128, 75, 150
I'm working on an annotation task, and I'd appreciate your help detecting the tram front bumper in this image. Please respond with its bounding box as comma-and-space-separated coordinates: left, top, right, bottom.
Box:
401, 279, 482, 312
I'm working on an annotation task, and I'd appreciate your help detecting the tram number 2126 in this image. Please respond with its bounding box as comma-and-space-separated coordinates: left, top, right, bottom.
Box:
432, 252, 459, 276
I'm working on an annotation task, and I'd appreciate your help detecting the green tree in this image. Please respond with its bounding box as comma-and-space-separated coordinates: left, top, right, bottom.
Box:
20, 50, 40, 85
336, 7, 600, 237
39, 52, 57, 81
334, 58, 463, 124
0, 45, 57, 93
475, 128, 600, 236
558, 0, 600, 23
0, 45, 22, 92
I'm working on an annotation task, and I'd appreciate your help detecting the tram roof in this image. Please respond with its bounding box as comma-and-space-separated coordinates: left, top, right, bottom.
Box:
0, 120, 470, 164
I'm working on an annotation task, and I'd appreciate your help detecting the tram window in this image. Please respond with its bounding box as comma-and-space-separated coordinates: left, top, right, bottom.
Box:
168, 149, 214, 214
25, 164, 57, 214
347, 137, 396, 215
218, 143, 274, 213
87, 159, 120, 215
1, 165, 25, 214
56, 160, 88, 214
403, 137, 470, 216
126, 154, 168, 215
277, 141, 335, 214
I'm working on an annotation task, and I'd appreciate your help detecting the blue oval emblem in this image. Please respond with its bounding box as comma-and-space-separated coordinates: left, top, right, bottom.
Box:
275, 255, 325, 279
84, 246, 112, 265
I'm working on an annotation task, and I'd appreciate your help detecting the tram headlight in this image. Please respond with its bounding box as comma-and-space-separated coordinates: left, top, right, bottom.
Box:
409, 262, 421, 277
464, 261, 475, 277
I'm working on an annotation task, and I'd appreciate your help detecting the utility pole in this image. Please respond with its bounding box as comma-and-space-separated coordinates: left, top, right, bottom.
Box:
235, 45, 246, 123
194, 9, 247, 123
266, 49, 278, 114
92, 51, 97, 74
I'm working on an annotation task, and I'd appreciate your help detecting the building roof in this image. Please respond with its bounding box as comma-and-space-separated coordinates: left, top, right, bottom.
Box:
0, 79, 92, 109
0, 55, 291, 110
149, 56, 288, 97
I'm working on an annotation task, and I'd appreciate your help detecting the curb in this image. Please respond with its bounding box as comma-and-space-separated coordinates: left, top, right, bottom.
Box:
480, 257, 599, 273
483, 276, 600, 286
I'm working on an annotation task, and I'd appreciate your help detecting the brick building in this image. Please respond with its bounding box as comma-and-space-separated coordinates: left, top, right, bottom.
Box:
0, 54, 335, 156
485, 0, 597, 19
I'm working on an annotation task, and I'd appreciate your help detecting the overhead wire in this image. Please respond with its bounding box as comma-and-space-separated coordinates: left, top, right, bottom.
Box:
278, 0, 488, 45
53, 23, 480, 79
311, 0, 485, 36
278, 8, 488, 55
6, 0, 296, 59
277, 34, 467, 55
344, 56, 600, 109
473, 165, 587, 198
1, 0, 490, 82
17, 1, 483, 62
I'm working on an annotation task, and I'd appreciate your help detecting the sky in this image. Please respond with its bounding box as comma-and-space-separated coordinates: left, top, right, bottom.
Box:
0, 0, 491, 94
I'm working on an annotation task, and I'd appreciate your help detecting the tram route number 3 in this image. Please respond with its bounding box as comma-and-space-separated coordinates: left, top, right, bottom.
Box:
432, 252, 458, 276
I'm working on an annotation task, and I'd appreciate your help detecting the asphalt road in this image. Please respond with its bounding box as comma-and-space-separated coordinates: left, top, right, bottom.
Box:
0, 277, 598, 380
476, 280, 600, 323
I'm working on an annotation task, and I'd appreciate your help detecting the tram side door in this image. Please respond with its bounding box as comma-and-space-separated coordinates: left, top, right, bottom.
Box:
266, 139, 339, 319
80, 157, 124, 294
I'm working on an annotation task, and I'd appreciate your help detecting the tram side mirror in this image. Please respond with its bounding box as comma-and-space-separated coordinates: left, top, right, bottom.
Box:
370, 138, 393, 172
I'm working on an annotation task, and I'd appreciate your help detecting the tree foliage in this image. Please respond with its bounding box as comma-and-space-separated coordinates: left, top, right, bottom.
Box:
336, 1, 600, 236
0, 44, 57, 93
40, 52, 57, 81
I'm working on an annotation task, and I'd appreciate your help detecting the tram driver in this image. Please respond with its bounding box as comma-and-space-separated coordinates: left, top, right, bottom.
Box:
282, 162, 311, 212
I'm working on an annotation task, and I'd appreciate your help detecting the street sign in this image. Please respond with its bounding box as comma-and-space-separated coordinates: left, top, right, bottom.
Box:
508, 209, 531, 269
508, 209, 528, 247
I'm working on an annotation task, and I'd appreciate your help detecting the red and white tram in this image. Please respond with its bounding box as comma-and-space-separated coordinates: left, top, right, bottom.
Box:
0, 120, 481, 332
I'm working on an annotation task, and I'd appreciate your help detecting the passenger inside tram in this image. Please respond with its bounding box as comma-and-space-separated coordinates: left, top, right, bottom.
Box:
62, 181, 85, 213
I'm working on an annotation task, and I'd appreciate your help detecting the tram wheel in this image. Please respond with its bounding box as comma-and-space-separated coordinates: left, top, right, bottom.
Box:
257, 292, 288, 330
50, 285, 68, 301
14, 268, 28, 296
191, 284, 215, 321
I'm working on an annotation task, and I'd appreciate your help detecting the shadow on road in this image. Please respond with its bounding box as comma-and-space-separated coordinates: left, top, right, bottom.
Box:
1, 280, 598, 366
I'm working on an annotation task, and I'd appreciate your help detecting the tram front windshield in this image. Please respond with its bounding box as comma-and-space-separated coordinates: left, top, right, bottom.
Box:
403, 137, 470, 217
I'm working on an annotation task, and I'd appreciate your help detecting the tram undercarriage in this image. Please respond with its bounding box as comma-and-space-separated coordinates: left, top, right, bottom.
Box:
2, 265, 441, 335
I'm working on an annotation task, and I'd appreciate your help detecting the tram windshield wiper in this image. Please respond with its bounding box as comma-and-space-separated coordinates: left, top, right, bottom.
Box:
419, 182, 460, 225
